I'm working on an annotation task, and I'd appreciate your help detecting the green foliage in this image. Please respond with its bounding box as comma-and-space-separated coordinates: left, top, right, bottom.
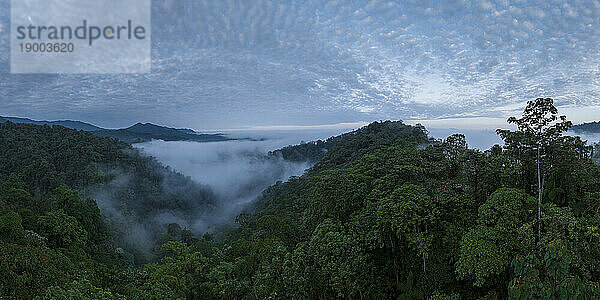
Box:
508, 240, 600, 299
313, 120, 432, 171
477, 188, 536, 228
37, 209, 88, 250
0, 211, 26, 243
291, 219, 369, 298
0, 122, 218, 264
496, 98, 593, 211
378, 184, 440, 273
457, 225, 516, 287
305, 170, 372, 227
397, 271, 425, 299
54, 185, 111, 246
41, 279, 125, 300
429, 290, 461, 299
456, 189, 536, 287
2, 114, 600, 299
0, 242, 75, 299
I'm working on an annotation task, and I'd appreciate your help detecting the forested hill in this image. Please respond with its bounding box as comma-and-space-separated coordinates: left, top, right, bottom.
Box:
269, 121, 432, 165
1, 116, 104, 131
571, 121, 600, 133
150, 103, 598, 299
0, 116, 231, 143
92, 122, 231, 143
2, 105, 600, 298
0, 122, 218, 279
217, 113, 600, 299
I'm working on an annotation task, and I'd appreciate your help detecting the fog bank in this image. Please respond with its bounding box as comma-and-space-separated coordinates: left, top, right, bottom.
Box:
134, 136, 322, 232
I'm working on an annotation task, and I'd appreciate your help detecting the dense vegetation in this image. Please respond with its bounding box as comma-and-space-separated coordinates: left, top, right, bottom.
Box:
269, 121, 431, 164
0, 116, 104, 131
0, 122, 217, 267
572, 121, 600, 134
1, 98, 600, 298
0, 117, 230, 143
92, 123, 231, 143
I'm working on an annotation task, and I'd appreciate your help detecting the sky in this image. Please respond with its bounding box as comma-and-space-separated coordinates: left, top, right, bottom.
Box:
1, 0, 600, 131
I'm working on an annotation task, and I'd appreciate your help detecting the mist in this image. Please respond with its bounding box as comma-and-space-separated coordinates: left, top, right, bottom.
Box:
567, 131, 600, 145
426, 128, 502, 150
133, 133, 334, 233
87, 126, 515, 262
77, 128, 349, 262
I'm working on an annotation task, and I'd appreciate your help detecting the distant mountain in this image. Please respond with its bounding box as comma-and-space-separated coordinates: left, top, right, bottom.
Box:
0, 116, 231, 143
126, 123, 198, 136
93, 123, 231, 143
1, 116, 103, 131
571, 121, 600, 134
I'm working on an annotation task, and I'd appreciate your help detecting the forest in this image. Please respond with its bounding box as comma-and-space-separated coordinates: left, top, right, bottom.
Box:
572, 121, 600, 134
1, 98, 600, 299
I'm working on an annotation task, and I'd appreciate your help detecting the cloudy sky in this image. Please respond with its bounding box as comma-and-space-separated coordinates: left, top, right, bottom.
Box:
1, 0, 600, 130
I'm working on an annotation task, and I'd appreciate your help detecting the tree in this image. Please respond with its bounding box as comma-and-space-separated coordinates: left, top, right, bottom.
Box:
0, 242, 75, 298
377, 184, 440, 274
37, 209, 88, 250
497, 98, 573, 240
456, 188, 536, 287
42, 279, 125, 300
508, 240, 600, 299
286, 219, 369, 298
443, 134, 468, 160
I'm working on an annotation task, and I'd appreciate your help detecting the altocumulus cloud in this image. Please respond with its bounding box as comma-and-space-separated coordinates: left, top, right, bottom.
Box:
1, 0, 600, 128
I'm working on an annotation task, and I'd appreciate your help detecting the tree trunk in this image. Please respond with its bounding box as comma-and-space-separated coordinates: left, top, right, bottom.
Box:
422, 252, 426, 274
537, 146, 542, 241
390, 233, 399, 285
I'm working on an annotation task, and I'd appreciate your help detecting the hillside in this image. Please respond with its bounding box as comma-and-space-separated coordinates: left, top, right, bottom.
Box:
1, 116, 104, 131
210, 119, 600, 299
0, 122, 218, 269
93, 122, 231, 143
268, 121, 432, 165
0, 116, 231, 143
571, 121, 600, 133
1, 114, 600, 298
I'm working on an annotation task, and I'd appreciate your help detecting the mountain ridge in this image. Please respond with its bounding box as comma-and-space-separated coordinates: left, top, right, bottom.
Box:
571, 121, 600, 134
1, 116, 104, 131
0, 116, 231, 143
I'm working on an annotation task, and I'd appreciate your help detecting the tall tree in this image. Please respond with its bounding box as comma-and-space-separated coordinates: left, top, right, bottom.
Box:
496, 98, 572, 240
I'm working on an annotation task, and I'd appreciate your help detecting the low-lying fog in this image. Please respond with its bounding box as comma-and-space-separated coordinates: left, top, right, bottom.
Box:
566, 131, 600, 145
133, 129, 347, 232
426, 128, 502, 150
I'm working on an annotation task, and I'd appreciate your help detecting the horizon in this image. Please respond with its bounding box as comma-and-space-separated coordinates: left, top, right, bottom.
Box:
3, 1, 600, 130
2, 109, 597, 132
